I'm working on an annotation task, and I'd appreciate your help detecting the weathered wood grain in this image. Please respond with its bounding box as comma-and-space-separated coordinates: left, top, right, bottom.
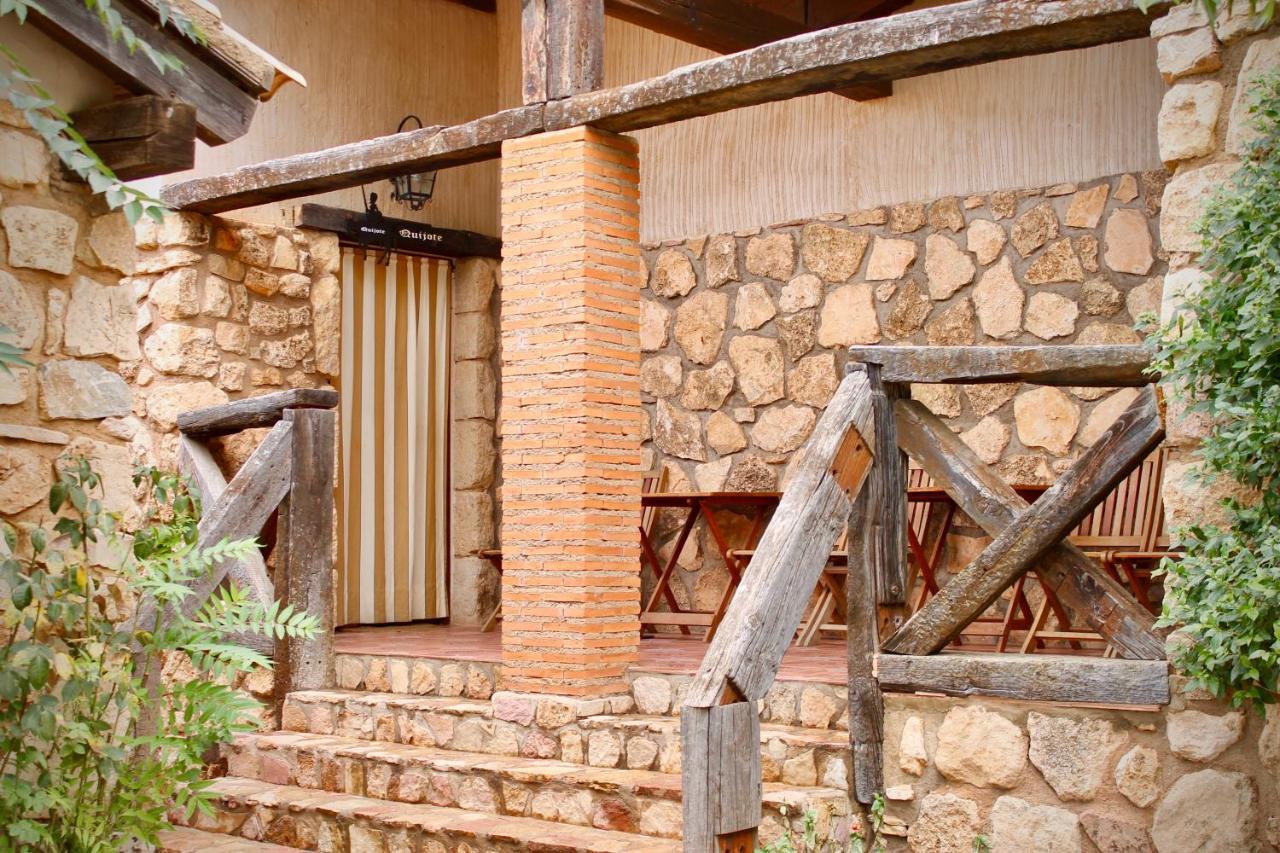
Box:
894, 399, 1166, 660
544, 0, 1159, 131
846, 403, 884, 805
863, 370, 908, 608
876, 653, 1170, 705
176, 388, 338, 438
160, 0, 1161, 213
681, 702, 762, 852
161, 106, 545, 213
883, 386, 1165, 656
846, 345, 1155, 386
550, 0, 606, 100
31, 0, 258, 144
685, 367, 876, 707
274, 409, 337, 696
68, 95, 196, 180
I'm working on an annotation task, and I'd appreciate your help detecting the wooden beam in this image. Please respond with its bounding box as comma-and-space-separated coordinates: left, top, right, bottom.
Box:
68, 95, 196, 180
860, 368, 908, 608
162, 106, 543, 213
685, 367, 875, 707
274, 408, 337, 697
894, 398, 1166, 660
883, 386, 1165, 656
845, 370, 887, 805
297, 204, 501, 259
176, 388, 338, 438
846, 345, 1155, 386
543, 0, 1159, 131
523, 0, 605, 104
161, 0, 1161, 213
31, 0, 259, 144
681, 702, 762, 851
876, 653, 1170, 706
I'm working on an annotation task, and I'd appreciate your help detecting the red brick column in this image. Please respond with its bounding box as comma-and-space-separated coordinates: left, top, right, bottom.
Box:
498, 127, 642, 697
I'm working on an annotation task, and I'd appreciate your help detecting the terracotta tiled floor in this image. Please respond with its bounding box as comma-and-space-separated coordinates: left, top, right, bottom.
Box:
334, 623, 848, 685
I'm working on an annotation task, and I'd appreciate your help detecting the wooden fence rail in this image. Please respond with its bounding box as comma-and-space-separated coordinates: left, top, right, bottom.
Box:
130, 388, 338, 713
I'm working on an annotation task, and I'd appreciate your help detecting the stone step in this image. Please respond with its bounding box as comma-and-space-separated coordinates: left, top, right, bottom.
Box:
332, 653, 850, 732
224, 730, 852, 841
284, 688, 851, 784
189, 776, 682, 852
158, 827, 297, 852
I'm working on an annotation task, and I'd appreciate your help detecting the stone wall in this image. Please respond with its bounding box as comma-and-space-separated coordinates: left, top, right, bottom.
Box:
0, 102, 502, 627
1149, 4, 1275, 534
638, 172, 1168, 612
880, 685, 1278, 850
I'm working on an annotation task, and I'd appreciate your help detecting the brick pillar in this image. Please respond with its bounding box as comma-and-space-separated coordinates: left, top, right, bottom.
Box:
498, 126, 642, 697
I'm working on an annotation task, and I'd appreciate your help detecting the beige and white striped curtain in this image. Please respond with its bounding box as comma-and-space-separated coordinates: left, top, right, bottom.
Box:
336, 250, 450, 625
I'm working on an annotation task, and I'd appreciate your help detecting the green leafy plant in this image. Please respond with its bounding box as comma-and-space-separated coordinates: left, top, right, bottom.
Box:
973, 834, 991, 853
848, 794, 887, 853
0, 0, 203, 224
1135, 0, 1275, 28
1152, 71, 1280, 711
0, 324, 31, 376
757, 799, 883, 853
0, 459, 320, 851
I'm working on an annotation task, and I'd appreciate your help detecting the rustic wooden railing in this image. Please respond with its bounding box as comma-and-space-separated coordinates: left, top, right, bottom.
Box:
130, 388, 338, 710
680, 345, 1171, 851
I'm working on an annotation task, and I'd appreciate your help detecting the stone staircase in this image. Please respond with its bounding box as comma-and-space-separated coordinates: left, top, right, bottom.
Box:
167, 651, 855, 852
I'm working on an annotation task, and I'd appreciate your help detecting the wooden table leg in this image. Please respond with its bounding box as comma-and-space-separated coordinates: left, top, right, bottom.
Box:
640, 504, 699, 635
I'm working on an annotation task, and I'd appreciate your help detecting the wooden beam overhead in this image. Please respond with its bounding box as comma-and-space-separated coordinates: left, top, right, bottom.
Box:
68, 95, 196, 180
162, 0, 1162, 213
31, 0, 259, 144
876, 653, 1170, 707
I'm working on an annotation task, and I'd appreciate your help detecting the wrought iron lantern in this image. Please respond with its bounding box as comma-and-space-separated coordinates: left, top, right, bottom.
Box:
389, 115, 437, 211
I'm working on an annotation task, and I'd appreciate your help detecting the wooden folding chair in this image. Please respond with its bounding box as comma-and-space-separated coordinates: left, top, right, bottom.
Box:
1019, 449, 1168, 654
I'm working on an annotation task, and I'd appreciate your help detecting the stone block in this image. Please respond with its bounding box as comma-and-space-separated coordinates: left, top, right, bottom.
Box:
0, 127, 46, 187
1156, 27, 1222, 83
37, 360, 132, 420
1151, 769, 1257, 853
935, 705, 1027, 789
64, 277, 140, 360
2, 205, 78, 275
747, 232, 796, 280
649, 249, 697, 297
1159, 81, 1224, 165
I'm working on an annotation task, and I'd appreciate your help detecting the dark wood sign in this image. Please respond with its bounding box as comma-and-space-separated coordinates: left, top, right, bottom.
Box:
298, 204, 501, 259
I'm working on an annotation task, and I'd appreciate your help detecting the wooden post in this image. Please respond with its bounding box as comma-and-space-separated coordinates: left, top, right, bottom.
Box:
522, 0, 604, 104
274, 407, 337, 700
681, 701, 762, 852
846, 367, 886, 806
866, 367, 909, 610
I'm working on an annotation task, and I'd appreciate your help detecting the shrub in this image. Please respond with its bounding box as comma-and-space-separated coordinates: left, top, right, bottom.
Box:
1152, 73, 1280, 710
0, 460, 319, 851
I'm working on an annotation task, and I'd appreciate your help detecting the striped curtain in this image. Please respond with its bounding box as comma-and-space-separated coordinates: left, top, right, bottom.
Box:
336, 250, 450, 625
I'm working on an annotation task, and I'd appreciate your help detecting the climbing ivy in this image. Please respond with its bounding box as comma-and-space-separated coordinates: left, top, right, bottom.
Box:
1136, 0, 1276, 26
1152, 72, 1280, 711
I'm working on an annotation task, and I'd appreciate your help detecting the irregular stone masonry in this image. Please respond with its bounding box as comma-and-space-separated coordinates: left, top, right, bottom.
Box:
283, 687, 851, 782
187, 777, 682, 852
499, 127, 644, 697
220, 729, 849, 840
639, 173, 1169, 614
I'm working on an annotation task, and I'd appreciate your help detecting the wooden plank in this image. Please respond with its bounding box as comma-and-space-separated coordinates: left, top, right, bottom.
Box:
893, 399, 1166, 660
865, 370, 908, 608
883, 386, 1164, 656
176, 435, 274, 655
274, 409, 337, 695
846, 345, 1155, 386
31, 0, 259, 144
160, 0, 1161, 213
69, 96, 196, 180
846, 413, 883, 805
298, 204, 501, 259
681, 702, 762, 852
161, 106, 545, 213
875, 653, 1170, 706
522, 0, 550, 104
686, 366, 875, 708
177, 388, 339, 438
544, 0, 1159, 131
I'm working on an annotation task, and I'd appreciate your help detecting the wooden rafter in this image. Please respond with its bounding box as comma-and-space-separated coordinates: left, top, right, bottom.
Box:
883, 386, 1166, 657
846, 345, 1156, 386
31, 0, 259, 144
161, 0, 1162, 213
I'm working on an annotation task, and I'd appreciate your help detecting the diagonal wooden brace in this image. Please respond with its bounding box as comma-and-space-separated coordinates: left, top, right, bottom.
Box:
883, 386, 1165, 657
893, 398, 1166, 659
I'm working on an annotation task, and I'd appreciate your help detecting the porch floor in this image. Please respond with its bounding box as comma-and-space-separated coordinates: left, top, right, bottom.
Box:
333, 623, 848, 685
